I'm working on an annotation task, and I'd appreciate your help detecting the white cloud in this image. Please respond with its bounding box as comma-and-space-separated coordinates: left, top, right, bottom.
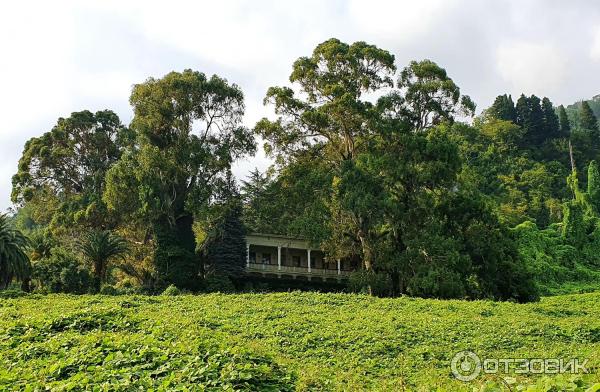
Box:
495, 42, 567, 96
348, 0, 456, 43
590, 26, 600, 61
3, 1, 600, 211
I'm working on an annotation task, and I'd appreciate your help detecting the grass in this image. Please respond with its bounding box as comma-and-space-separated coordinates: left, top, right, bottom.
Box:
1, 291, 600, 391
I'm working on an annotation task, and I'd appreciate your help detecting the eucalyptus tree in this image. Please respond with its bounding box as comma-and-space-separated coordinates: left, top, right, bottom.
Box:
12, 110, 128, 231
104, 70, 255, 290
255, 38, 396, 274
395, 59, 475, 131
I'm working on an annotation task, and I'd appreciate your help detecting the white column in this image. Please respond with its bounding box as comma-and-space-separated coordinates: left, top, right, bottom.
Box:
277, 246, 282, 271
337, 259, 341, 275
246, 243, 250, 268
307, 249, 312, 273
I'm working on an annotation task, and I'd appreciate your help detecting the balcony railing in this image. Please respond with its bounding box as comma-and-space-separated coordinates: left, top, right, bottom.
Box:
246, 262, 351, 277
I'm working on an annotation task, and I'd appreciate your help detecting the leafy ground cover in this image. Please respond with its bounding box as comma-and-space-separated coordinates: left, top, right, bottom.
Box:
1, 291, 599, 391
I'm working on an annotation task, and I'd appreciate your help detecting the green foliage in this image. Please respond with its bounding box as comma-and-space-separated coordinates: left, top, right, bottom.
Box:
204, 202, 247, 278
512, 221, 600, 295
348, 270, 392, 296
558, 104, 572, 137
562, 201, 587, 246
104, 69, 255, 291
12, 110, 127, 231
398, 59, 476, 131
587, 160, 600, 212
0, 214, 31, 289
0, 292, 599, 390
153, 216, 200, 291
31, 248, 94, 294
202, 274, 236, 293
161, 284, 181, 296
579, 100, 599, 132
77, 230, 128, 286
488, 94, 516, 122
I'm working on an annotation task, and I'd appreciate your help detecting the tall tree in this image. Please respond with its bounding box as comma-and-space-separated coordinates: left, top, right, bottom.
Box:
489, 94, 516, 122
204, 202, 247, 280
558, 105, 571, 137
255, 38, 396, 274
579, 100, 599, 132
515, 94, 545, 148
541, 97, 559, 138
256, 38, 396, 164
0, 214, 31, 290
104, 70, 255, 290
397, 59, 475, 131
12, 110, 128, 230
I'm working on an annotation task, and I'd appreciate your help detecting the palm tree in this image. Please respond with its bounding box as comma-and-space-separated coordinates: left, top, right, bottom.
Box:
77, 230, 128, 286
0, 214, 31, 290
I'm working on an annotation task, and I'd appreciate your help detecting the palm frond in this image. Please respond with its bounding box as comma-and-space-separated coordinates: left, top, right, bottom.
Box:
0, 214, 31, 288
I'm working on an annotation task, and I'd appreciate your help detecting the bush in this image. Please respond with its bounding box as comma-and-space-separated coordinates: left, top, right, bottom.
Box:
202, 274, 235, 293
32, 249, 94, 294
348, 271, 391, 296
99, 284, 120, 296
0, 288, 29, 299
161, 284, 181, 296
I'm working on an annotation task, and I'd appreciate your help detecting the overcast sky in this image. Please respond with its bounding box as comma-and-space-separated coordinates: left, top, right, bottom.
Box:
2, 0, 600, 212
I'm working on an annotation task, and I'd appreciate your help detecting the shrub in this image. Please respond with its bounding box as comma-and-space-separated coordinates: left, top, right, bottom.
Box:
161, 284, 181, 296
32, 248, 94, 294
202, 274, 235, 293
99, 284, 120, 296
348, 271, 391, 296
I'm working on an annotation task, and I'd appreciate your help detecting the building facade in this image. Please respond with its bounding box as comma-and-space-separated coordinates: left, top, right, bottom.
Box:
245, 233, 353, 282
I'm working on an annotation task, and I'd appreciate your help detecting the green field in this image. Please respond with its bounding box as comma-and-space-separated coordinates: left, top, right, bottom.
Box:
1, 292, 599, 391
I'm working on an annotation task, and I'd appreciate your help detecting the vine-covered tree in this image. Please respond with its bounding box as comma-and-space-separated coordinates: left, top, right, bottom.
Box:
588, 160, 600, 213
104, 70, 255, 290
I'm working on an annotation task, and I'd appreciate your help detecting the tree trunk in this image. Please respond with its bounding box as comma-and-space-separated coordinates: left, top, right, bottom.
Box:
358, 232, 374, 295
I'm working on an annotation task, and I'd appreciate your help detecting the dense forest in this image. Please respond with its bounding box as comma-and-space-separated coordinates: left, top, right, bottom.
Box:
3, 38, 600, 302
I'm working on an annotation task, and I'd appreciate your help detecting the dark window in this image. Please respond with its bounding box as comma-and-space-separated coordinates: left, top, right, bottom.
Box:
292, 255, 301, 267
249, 251, 256, 263
262, 253, 271, 264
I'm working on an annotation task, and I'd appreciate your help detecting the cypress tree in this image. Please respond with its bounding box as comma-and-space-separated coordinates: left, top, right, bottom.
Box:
205, 202, 247, 279
489, 94, 516, 122
515, 94, 529, 127
516, 94, 545, 148
558, 105, 571, 137
541, 97, 559, 138
579, 101, 598, 132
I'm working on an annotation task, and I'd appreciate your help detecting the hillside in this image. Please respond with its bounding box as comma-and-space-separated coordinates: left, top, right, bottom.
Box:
1, 291, 599, 391
565, 94, 600, 126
